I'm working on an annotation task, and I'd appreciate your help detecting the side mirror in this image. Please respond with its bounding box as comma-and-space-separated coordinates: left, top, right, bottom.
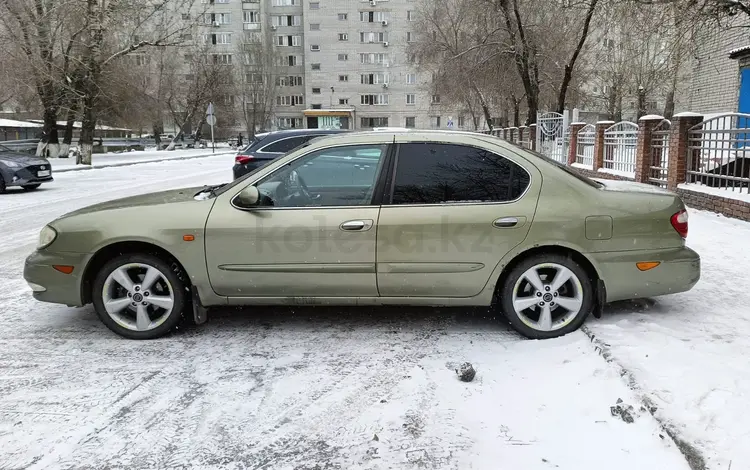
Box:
236, 185, 260, 208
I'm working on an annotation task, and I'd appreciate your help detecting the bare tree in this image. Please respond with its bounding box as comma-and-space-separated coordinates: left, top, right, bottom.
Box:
235, 36, 279, 138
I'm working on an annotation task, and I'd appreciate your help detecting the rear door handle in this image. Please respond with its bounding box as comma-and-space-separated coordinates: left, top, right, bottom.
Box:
340, 219, 374, 231
493, 217, 519, 228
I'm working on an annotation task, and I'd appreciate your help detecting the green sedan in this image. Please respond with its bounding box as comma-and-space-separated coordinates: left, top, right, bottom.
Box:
23, 131, 700, 340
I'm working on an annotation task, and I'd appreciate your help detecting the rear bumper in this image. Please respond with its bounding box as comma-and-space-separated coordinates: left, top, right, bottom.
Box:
232, 159, 274, 179
23, 250, 91, 307
590, 246, 700, 302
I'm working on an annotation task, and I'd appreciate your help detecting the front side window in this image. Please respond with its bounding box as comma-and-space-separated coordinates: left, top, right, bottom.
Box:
391, 143, 531, 205
254, 145, 388, 207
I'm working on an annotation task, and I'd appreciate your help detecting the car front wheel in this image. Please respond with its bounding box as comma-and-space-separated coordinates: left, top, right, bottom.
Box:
499, 254, 594, 339
92, 254, 187, 339
22, 184, 41, 191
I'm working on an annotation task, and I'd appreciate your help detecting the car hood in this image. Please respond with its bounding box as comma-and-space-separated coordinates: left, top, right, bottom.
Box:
0, 154, 49, 166
59, 186, 207, 218
593, 178, 673, 195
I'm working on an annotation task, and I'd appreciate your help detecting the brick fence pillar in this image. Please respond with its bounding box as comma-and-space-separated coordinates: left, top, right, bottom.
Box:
528, 124, 537, 151
502, 128, 508, 140
667, 112, 703, 191
509, 127, 518, 144
634, 115, 664, 183
568, 122, 586, 165
593, 121, 614, 171
519, 125, 528, 147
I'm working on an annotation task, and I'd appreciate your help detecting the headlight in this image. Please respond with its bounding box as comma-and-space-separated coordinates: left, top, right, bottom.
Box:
38, 225, 57, 249
0, 159, 22, 168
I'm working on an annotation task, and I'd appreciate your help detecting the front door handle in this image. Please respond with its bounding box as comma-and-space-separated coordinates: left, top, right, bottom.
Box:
340, 219, 374, 231
493, 217, 519, 228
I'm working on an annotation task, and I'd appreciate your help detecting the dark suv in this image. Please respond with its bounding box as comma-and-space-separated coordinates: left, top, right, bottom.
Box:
233, 129, 349, 179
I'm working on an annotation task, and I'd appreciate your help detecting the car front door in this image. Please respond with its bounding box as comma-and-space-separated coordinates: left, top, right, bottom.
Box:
205, 143, 390, 298
376, 141, 541, 297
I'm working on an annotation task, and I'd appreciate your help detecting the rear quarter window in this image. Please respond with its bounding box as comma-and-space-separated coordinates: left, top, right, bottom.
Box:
391, 143, 531, 204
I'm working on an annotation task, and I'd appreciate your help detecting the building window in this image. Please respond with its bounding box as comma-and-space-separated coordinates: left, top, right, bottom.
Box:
206, 12, 232, 24
406, 94, 415, 105
272, 0, 298, 5
277, 75, 304, 86
406, 73, 416, 84
312, 104, 322, 109
408, 53, 416, 64
310, 23, 320, 30
430, 116, 441, 128
211, 54, 233, 65
272, 15, 302, 26
360, 73, 388, 84
338, 13, 348, 20
360, 94, 389, 105
311, 44, 320, 51
276, 35, 302, 46
359, 53, 388, 65
407, 32, 414, 42
276, 95, 305, 106
338, 33, 348, 41
361, 117, 389, 127
431, 95, 441, 104
312, 87, 322, 94
242, 11, 259, 24
310, 2, 320, 9
405, 117, 416, 128
311, 63, 321, 70
338, 53, 348, 61
458, 116, 465, 127
339, 98, 349, 105
339, 74, 348, 81
360, 32, 387, 43
407, 10, 415, 21
360, 11, 389, 22
277, 117, 302, 128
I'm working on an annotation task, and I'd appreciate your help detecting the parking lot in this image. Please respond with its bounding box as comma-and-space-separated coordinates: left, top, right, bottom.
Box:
0, 153, 746, 469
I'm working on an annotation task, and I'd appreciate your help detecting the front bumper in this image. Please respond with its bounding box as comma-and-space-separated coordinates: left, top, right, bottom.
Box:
3, 166, 53, 187
23, 250, 92, 307
590, 246, 701, 303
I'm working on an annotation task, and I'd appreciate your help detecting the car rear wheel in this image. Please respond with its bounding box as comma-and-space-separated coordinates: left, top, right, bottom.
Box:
92, 254, 186, 339
0, 178, 5, 194
22, 184, 41, 191
499, 254, 594, 339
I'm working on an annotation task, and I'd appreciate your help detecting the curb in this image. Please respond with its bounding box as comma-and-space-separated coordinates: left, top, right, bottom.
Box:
52, 151, 234, 173
582, 325, 707, 470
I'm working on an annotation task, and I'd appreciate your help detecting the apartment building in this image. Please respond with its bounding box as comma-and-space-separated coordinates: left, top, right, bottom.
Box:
198, 0, 464, 131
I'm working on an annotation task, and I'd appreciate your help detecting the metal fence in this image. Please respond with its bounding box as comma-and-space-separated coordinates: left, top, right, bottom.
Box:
603, 121, 638, 175
648, 119, 671, 187
536, 111, 569, 163
575, 124, 595, 168
687, 113, 750, 193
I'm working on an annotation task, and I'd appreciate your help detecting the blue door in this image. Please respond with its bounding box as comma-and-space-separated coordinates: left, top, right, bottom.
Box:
737, 68, 750, 149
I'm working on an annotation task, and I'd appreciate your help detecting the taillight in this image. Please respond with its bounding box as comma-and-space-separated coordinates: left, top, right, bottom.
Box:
670, 209, 688, 238
235, 155, 252, 165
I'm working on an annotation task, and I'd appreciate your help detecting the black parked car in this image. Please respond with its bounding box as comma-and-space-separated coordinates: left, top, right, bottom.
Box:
233, 129, 349, 179
0, 144, 53, 193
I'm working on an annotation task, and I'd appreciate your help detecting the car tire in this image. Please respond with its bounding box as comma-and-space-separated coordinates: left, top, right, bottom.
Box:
91, 253, 187, 339
22, 184, 41, 191
499, 253, 594, 339
0, 177, 5, 194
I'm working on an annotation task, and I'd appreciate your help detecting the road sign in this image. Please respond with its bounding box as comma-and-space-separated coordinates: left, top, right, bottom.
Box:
206, 115, 217, 126
206, 102, 214, 116
447, 120, 454, 128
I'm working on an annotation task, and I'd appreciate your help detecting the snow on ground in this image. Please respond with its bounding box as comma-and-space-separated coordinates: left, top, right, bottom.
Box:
587, 209, 750, 470
49, 147, 235, 172
0, 155, 742, 469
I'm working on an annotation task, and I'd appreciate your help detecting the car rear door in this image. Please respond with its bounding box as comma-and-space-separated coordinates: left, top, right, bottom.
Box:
375, 140, 541, 298
205, 142, 392, 298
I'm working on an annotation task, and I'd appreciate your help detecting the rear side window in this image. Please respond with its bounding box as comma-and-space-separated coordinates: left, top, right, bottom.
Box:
391, 143, 530, 204
261, 136, 311, 153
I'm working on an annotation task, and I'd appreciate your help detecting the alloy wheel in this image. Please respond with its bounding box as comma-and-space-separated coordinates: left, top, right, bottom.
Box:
101, 263, 175, 332
511, 263, 584, 332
